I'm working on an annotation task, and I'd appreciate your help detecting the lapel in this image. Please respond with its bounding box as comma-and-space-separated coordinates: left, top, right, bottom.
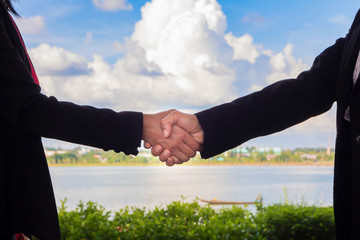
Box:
349, 27, 360, 110
337, 11, 360, 108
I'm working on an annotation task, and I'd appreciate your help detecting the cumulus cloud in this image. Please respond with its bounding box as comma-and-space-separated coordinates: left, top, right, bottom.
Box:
92, 0, 133, 11
32, 0, 306, 113
15, 16, 45, 34
125, 0, 237, 105
225, 33, 261, 63
29, 44, 91, 76
265, 44, 309, 84
36, 0, 250, 110
290, 109, 336, 135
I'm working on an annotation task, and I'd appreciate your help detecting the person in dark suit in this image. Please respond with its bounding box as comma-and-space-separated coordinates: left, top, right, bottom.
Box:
0, 1, 200, 239
154, 8, 360, 240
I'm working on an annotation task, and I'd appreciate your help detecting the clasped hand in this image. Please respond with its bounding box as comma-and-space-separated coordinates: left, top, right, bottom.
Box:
142, 110, 203, 166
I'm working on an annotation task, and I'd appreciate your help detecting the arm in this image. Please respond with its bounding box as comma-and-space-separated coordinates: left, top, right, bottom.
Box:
196, 37, 345, 158
160, 37, 346, 159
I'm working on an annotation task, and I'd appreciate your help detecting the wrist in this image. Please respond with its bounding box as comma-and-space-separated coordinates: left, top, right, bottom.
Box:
142, 114, 152, 141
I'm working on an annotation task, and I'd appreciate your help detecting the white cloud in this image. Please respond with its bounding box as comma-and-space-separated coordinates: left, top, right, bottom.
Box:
34, 0, 246, 110
265, 44, 309, 84
15, 16, 45, 34
29, 44, 91, 76
290, 109, 336, 135
119, 0, 237, 106
225, 33, 261, 63
32, 0, 309, 112
249, 84, 264, 92
32, 0, 308, 115
329, 14, 351, 26
92, 0, 133, 11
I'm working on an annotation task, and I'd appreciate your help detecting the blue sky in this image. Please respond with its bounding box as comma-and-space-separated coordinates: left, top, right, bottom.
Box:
12, 0, 360, 150
15, 0, 358, 62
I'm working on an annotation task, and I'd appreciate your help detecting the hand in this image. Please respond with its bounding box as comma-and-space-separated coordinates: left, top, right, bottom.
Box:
161, 110, 204, 165
145, 110, 204, 166
161, 110, 204, 144
142, 110, 201, 166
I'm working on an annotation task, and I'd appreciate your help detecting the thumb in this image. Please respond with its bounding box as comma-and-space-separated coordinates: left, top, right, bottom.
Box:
160, 111, 180, 138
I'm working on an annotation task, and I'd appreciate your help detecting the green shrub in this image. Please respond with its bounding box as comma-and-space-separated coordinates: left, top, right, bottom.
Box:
58, 199, 118, 240
254, 204, 335, 240
58, 199, 335, 240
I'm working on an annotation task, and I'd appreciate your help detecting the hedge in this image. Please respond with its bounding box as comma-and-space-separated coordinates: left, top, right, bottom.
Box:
57, 199, 335, 240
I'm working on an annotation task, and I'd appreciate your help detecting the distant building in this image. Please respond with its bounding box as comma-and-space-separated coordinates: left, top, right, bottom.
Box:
225, 146, 250, 157
224, 146, 283, 158
256, 147, 282, 155
44, 149, 66, 157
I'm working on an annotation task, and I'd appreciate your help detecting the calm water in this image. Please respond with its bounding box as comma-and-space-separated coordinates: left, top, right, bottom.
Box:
49, 165, 334, 211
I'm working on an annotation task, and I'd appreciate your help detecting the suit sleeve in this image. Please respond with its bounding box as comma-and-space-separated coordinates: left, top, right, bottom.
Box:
0, 11, 142, 155
195, 37, 346, 159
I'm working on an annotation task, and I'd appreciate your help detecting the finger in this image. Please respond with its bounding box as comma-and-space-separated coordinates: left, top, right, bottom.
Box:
151, 145, 163, 156
175, 144, 196, 160
166, 157, 174, 167
183, 132, 201, 152
144, 142, 152, 149
169, 156, 182, 165
172, 125, 198, 157
171, 149, 189, 163
160, 111, 180, 138
159, 149, 171, 162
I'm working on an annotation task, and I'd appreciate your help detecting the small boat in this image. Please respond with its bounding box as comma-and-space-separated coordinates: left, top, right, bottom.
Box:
199, 194, 263, 205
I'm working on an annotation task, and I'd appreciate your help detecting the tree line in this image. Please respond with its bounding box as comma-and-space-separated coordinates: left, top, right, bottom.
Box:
45, 146, 334, 165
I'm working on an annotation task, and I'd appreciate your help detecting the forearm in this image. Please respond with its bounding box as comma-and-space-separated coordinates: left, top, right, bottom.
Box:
196, 37, 345, 159
196, 79, 332, 158
22, 94, 143, 155
0, 62, 142, 154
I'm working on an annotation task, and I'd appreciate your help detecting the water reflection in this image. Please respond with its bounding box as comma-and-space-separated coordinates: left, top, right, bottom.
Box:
49, 165, 334, 211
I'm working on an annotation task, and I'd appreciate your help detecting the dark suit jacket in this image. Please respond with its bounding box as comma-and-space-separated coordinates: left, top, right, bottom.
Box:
0, 4, 143, 239
196, 9, 360, 240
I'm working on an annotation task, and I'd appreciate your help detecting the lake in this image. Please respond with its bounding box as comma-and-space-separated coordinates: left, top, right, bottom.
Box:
49, 165, 334, 211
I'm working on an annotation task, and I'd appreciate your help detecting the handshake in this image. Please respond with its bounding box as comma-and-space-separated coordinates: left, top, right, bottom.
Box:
142, 110, 204, 166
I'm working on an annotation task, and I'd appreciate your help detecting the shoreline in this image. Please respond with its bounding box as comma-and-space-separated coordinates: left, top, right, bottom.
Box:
48, 161, 334, 167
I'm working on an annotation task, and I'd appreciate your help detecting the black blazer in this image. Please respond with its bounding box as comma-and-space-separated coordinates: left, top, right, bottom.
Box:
0, 4, 143, 239
196, 9, 360, 240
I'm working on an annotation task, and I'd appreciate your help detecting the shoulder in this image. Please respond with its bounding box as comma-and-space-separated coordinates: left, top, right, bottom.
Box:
349, 9, 360, 33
